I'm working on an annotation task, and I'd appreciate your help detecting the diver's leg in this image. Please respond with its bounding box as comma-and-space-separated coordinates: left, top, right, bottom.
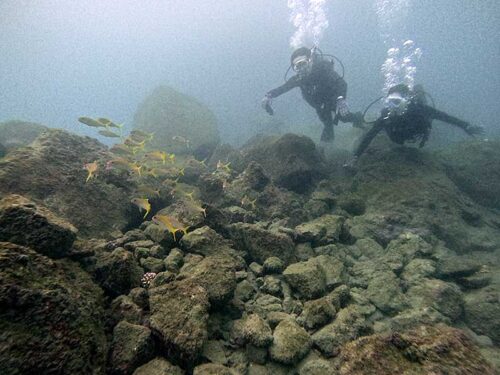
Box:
316, 105, 335, 142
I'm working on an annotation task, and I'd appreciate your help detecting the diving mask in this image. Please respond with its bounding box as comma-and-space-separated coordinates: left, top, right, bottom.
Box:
385, 92, 409, 116
292, 55, 311, 76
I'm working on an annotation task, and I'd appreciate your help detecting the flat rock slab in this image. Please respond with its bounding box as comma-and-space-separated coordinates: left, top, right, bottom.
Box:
149, 278, 210, 362
0, 194, 77, 258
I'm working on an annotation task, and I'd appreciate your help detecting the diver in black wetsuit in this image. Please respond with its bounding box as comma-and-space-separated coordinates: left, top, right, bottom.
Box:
345, 83, 484, 166
261, 47, 364, 143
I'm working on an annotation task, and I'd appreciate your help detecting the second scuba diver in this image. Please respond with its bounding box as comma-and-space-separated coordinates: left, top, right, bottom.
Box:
345, 83, 484, 167
261, 47, 364, 145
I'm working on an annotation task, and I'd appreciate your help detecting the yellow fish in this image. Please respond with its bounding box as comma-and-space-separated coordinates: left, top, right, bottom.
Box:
98, 129, 121, 138
110, 143, 133, 156
78, 117, 105, 128
83, 161, 98, 183
172, 135, 191, 148
97, 118, 123, 128
130, 163, 142, 176
217, 160, 231, 173
130, 130, 155, 142
131, 198, 151, 219
145, 151, 167, 165
186, 201, 207, 217
136, 185, 161, 198
152, 214, 189, 241
241, 195, 257, 210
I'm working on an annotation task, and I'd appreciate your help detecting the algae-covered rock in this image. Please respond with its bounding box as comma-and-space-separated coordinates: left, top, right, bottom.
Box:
180, 225, 234, 256
464, 286, 500, 344
94, 247, 143, 297
348, 146, 500, 252
295, 214, 345, 245
0, 242, 107, 374
110, 321, 155, 375
0, 120, 48, 152
193, 363, 238, 375
283, 259, 326, 300
312, 305, 371, 356
240, 314, 274, 348
298, 297, 336, 330
406, 279, 464, 322
227, 222, 295, 265
0, 141, 6, 157
0, 194, 77, 258
149, 278, 210, 362
132, 357, 184, 375
438, 139, 500, 210
133, 85, 219, 154
241, 133, 326, 193
0, 129, 135, 237
338, 325, 495, 375
178, 253, 238, 306
269, 319, 312, 365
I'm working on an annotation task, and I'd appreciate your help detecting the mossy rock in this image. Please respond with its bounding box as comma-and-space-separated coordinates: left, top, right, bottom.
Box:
133, 85, 219, 155
0, 242, 108, 374
0, 120, 48, 152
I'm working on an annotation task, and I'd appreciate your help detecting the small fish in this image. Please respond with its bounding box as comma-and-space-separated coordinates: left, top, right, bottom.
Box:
97, 118, 122, 128
78, 116, 106, 128
152, 214, 189, 241
186, 200, 207, 217
136, 185, 161, 198
98, 129, 121, 138
110, 143, 133, 156
187, 158, 207, 168
172, 135, 191, 148
83, 161, 98, 182
124, 138, 146, 149
130, 163, 143, 176
241, 195, 257, 210
130, 130, 155, 141
166, 153, 176, 164
131, 198, 151, 219
108, 157, 133, 171
145, 151, 167, 164
217, 160, 231, 173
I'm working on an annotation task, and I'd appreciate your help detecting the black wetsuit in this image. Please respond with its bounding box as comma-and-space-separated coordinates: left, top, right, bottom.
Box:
267, 59, 360, 141
354, 99, 470, 158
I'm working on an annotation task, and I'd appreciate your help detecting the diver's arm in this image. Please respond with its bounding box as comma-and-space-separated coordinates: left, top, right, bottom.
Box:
354, 118, 385, 157
422, 105, 469, 130
266, 75, 301, 98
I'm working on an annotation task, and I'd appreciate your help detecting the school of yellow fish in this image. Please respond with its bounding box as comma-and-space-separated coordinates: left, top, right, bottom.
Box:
78, 116, 252, 242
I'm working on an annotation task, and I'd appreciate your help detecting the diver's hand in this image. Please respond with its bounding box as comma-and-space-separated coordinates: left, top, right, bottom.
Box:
336, 96, 350, 118
464, 123, 484, 136
261, 94, 274, 115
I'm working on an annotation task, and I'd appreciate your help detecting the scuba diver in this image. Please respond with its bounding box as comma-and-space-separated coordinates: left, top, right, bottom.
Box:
345, 83, 484, 167
261, 46, 364, 144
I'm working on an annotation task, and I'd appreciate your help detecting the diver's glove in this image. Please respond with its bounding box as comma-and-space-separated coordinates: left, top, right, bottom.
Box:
336, 96, 350, 118
261, 94, 274, 115
464, 123, 484, 136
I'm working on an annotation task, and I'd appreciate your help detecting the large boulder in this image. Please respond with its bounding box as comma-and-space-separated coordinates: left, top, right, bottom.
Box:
132, 358, 184, 375
0, 242, 108, 374
226, 222, 295, 265
110, 321, 155, 375
437, 140, 500, 210
0, 129, 136, 237
240, 134, 326, 193
149, 279, 210, 362
338, 325, 495, 375
0, 120, 48, 152
133, 85, 219, 155
0, 194, 77, 258
346, 145, 500, 252
269, 319, 312, 365
464, 286, 500, 344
